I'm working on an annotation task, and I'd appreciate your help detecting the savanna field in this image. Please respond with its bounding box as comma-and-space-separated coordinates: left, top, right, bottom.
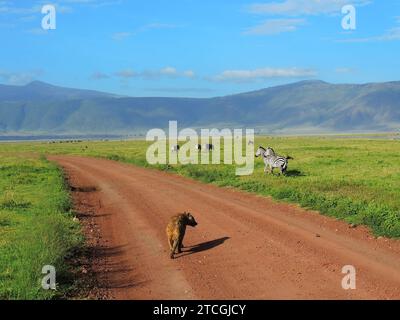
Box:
0, 153, 82, 299
1, 135, 400, 299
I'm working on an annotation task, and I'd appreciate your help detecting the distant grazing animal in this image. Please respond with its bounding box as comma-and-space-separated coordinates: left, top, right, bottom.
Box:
171, 145, 180, 152
203, 143, 214, 151
195, 144, 202, 151
166, 212, 198, 259
248, 140, 254, 145
255, 146, 293, 175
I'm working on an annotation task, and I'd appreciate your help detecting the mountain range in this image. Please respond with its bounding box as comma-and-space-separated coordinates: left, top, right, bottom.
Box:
0, 80, 399, 136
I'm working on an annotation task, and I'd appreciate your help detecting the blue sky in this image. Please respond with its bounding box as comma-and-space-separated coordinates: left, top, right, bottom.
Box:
0, 0, 399, 97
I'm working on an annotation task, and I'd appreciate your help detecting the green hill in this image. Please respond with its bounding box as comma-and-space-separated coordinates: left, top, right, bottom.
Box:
1, 80, 399, 135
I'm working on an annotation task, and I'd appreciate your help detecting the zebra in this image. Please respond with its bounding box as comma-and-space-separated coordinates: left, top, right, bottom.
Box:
203, 143, 214, 152
171, 145, 180, 152
255, 146, 293, 175
195, 144, 202, 151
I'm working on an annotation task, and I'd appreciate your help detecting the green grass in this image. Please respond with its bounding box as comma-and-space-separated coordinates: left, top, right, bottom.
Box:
0, 153, 82, 299
1, 135, 400, 242
1, 135, 399, 298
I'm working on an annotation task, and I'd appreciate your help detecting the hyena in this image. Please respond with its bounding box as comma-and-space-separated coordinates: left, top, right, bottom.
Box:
166, 212, 198, 259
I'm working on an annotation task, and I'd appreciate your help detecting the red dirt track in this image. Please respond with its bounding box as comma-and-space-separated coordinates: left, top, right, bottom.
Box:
49, 155, 400, 300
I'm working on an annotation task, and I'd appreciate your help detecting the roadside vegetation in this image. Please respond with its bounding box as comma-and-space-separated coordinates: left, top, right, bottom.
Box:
1, 135, 400, 241
0, 152, 82, 299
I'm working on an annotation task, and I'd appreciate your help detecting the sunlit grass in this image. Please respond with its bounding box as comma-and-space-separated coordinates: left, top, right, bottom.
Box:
0, 154, 82, 299
1, 135, 400, 238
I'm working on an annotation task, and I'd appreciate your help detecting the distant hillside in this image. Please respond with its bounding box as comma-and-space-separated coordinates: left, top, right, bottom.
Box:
0, 80, 399, 135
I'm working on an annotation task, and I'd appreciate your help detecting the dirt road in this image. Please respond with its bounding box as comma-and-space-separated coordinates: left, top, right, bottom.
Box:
49, 155, 400, 300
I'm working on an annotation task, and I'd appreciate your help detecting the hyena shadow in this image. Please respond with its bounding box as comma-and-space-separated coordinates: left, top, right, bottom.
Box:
179, 237, 230, 258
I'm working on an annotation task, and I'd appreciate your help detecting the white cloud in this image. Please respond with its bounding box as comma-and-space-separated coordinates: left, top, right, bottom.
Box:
60, 0, 97, 3
55, 0, 122, 6
338, 27, 400, 43
335, 67, 355, 74
160, 66, 177, 76
112, 32, 132, 41
213, 67, 316, 82
112, 22, 180, 41
244, 18, 305, 35
244, 1, 371, 36
144, 87, 215, 94
152, 67, 195, 79
337, 13, 400, 43
0, 4, 42, 15
139, 23, 179, 31
0, 0, 120, 17
248, 0, 371, 16
90, 71, 110, 80
82, 0, 123, 8
26, 28, 49, 35
0, 70, 44, 85
18, 15, 37, 22
114, 67, 195, 80
115, 69, 136, 78
182, 70, 195, 78
0, 2, 74, 15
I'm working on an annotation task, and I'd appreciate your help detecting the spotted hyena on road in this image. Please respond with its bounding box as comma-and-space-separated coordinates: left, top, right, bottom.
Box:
166, 212, 198, 259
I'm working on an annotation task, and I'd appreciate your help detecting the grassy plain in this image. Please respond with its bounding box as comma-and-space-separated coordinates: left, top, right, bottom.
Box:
0, 152, 82, 299
1, 135, 400, 298
1, 135, 399, 242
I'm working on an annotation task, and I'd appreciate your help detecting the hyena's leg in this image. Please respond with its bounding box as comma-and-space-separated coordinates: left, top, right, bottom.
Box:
177, 231, 186, 253
168, 237, 173, 250
170, 239, 179, 259
178, 238, 184, 251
